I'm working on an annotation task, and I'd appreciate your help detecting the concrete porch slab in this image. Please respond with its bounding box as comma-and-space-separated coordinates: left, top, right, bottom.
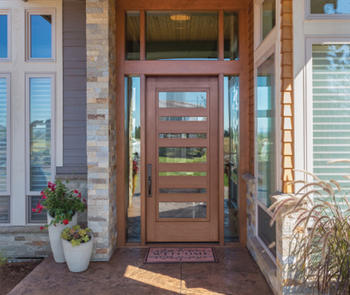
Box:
9, 248, 272, 295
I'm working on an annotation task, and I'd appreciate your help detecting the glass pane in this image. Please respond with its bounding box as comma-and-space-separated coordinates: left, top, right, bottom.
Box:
0, 15, 8, 58
258, 206, 276, 257
160, 133, 206, 139
30, 15, 52, 58
159, 202, 207, 218
224, 76, 240, 242
30, 77, 52, 192
146, 11, 218, 60
0, 78, 8, 192
126, 12, 140, 60
28, 196, 47, 223
159, 172, 207, 176
256, 55, 276, 207
160, 188, 206, 194
312, 44, 350, 194
262, 0, 276, 40
159, 147, 207, 163
125, 76, 141, 242
159, 92, 207, 108
160, 116, 207, 121
224, 12, 239, 60
0, 196, 9, 223
311, 0, 350, 14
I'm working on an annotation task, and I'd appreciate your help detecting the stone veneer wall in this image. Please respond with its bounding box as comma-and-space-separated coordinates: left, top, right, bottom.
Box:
86, 0, 118, 261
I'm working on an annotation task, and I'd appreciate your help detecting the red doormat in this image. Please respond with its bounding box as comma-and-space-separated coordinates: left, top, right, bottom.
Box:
145, 247, 217, 264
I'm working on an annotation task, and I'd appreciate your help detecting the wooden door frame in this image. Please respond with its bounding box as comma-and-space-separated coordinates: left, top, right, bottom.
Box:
115, 0, 250, 247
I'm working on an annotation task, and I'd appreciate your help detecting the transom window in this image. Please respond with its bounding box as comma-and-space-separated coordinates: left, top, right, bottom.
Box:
310, 0, 350, 15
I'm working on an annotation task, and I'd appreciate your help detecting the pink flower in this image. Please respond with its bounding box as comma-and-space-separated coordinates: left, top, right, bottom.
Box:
48, 182, 56, 191
74, 190, 79, 194
62, 219, 69, 225
40, 191, 45, 196
40, 226, 44, 230
83, 198, 87, 204
41, 195, 47, 200
36, 202, 44, 213
32, 208, 37, 213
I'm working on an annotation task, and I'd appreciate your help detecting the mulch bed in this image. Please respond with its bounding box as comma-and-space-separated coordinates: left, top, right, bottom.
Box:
0, 261, 41, 295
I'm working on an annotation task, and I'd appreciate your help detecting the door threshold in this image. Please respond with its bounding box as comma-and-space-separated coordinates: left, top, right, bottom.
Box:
122, 241, 242, 248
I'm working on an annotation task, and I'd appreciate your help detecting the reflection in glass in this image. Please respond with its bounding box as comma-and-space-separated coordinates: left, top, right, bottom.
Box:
159, 147, 207, 163
126, 12, 140, 60
160, 188, 206, 194
258, 206, 276, 257
311, 0, 350, 14
30, 15, 52, 58
224, 12, 239, 60
159, 172, 207, 176
256, 55, 275, 207
125, 76, 141, 242
159, 92, 207, 108
29, 78, 52, 192
160, 116, 207, 121
0, 15, 8, 58
159, 202, 207, 218
146, 11, 218, 60
312, 44, 350, 192
0, 196, 9, 223
262, 0, 276, 40
224, 76, 239, 242
160, 133, 207, 139
0, 78, 8, 192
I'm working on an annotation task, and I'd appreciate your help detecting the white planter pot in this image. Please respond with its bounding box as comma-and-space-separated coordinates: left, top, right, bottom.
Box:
47, 213, 77, 263
61, 237, 94, 272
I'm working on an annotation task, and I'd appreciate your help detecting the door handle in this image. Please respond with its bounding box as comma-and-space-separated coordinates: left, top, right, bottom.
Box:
147, 164, 152, 198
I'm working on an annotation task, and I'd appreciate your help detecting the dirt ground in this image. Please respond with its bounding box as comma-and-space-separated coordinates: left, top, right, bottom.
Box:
0, 261, 41, 295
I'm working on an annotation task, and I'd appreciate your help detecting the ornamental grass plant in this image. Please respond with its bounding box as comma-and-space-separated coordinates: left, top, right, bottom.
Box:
270, 170, 350, 295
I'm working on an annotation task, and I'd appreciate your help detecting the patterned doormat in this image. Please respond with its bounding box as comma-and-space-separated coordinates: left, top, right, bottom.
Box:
145, 247, 217, 264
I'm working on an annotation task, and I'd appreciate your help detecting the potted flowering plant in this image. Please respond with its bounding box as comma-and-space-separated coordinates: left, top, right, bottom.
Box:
32, 180, 86, 263
61, 225, 94, 272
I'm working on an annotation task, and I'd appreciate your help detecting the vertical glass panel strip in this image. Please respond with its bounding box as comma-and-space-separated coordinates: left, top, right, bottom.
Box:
30, 15, 52, 58
126, 12, 140, 60
29, 77, 52, 192
0, 77, 8, 193
224, 76, 239, 242
224, 12, 239, 60
256, 55, 276, 206
159, 92, 207, 108
262, 0, 276, 40
159, 202, 207, 218
146, 11, 218, 60
125, 76, 141, 242
0, 196, 10, 223
0, 15, 8, 58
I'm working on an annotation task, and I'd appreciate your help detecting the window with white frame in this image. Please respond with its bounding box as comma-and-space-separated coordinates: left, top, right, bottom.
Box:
255, 54, 276, 257
0, 75, 10, 223
310, 42, 350, 192
262, 0, 276, 40
309, 0, 350, 16
26, 9, 55, 60
0, 11, 9, 59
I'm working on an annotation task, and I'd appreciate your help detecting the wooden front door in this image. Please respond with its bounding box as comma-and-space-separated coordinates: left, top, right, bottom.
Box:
146, 76, 219, 242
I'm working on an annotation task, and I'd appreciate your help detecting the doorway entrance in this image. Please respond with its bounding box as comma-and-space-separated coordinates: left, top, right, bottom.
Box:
146, 77, 219, 242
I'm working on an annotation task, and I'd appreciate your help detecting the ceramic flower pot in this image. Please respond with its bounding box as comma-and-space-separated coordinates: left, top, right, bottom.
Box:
47, 213, 77, 263
61, 237, 94, 272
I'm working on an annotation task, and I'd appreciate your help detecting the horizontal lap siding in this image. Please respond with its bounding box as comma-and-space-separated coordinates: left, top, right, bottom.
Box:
56, 0, 87, 175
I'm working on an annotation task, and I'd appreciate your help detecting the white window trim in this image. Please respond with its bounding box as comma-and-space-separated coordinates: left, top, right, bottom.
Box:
0, 73, 11, 198
305, 38, 350, 179
0, 9, 11, 62
25, 8, 56, 62
25, 73, 56, 197
305, 0, 350, 20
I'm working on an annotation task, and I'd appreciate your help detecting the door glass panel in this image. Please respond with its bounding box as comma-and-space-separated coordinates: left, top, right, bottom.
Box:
0, 15, 8, 58
224, 12, 239, 60
146, 11, 218, 60
159, 133, 207, 139
160, 188, 206, 194
160, 116, 207, 121
159, 202, 207, 218
159, 147, 207, 163
159, 92, 207, 108
30, 15, 52, 58
126, 12, 140, 60
310, 0, 350, 15
224, 76, 240, 241
159, 171, 207, 176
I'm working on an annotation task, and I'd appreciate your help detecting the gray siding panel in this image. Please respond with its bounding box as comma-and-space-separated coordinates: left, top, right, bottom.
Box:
56, 0, 87, 175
